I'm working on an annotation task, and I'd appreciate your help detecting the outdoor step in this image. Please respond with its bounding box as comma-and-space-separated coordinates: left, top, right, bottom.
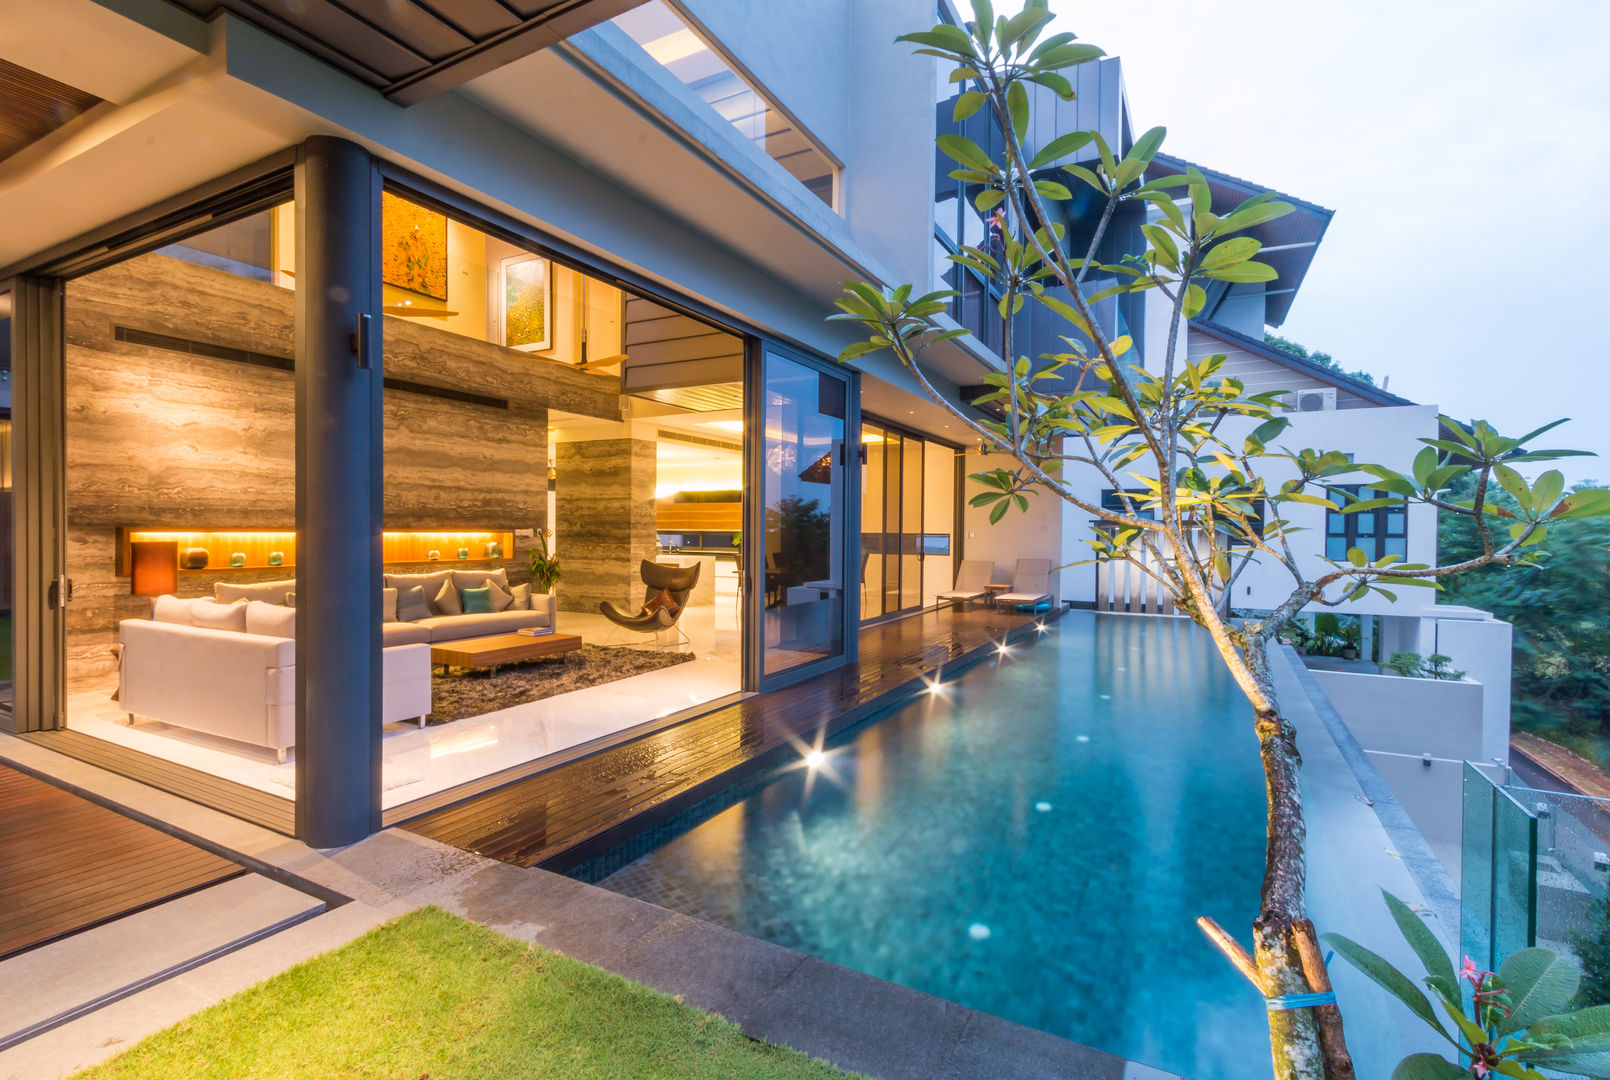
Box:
0, 873, 325, 1048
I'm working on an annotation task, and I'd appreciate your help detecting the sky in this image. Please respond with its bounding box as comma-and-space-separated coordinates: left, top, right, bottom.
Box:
1048, 0, 1610, 483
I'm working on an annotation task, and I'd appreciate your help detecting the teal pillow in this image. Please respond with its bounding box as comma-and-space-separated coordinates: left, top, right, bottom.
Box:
461, 585, 494, 614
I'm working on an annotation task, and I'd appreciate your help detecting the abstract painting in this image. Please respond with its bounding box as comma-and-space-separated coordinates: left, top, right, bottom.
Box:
381, 192, 448, 300
500, 253, 551, 352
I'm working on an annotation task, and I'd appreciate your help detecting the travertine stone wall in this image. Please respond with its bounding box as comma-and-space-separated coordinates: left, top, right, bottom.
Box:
554, 438, 658, 614
64, 253, 620, 685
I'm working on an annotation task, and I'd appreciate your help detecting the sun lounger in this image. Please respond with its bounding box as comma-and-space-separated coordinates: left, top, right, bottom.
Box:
935, 560, 993, 610
994, 558, 1053, 610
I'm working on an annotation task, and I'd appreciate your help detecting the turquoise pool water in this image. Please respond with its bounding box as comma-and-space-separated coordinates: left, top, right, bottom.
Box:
583, 613, 1272, 1078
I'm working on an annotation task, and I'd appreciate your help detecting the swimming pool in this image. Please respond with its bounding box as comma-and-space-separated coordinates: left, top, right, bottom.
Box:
580, 612, 1273, 1078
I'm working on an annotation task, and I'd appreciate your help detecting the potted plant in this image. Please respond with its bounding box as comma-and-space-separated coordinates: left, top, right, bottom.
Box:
1338, 619, 1361, 660
528, 528, 561, 594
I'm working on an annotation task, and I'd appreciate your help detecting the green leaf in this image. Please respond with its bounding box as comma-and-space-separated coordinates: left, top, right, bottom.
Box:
1218, 200, 1296, 235
953, 90, 986, 122
1497, 948, 1580, 1036
1006, 80, 1029, 144
1202, 260, 1279, 283
1381, 891, 1458, 1003
1321, 932, 1445, 1032
897, 25, 976, 54
936, 134, 996, 174
1244, 416, 1290, 453
988, 497, 1010, 524
1032, 179, 1072, 201
1032, 42, 1104, 70
1182, 283, 1206, 319
1531, 469, 1565, 511
974, 188, 1005, 213
1027, 130, 1094, 170
1529, 1004, 1610, 1041
1552, 488, 1610, 519
1389, 1053, 1468, 1080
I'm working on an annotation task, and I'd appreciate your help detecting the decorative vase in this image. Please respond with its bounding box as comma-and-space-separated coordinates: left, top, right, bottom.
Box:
268, 551, 284, 566
180, 547, 209, 570
457, 547, 470, 560
484, 541, 503, 559
427, 550, 441, 561
229, 552, 246, 568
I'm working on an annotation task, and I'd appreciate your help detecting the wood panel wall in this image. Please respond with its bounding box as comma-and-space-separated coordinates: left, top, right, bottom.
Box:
63, 253, 622, 686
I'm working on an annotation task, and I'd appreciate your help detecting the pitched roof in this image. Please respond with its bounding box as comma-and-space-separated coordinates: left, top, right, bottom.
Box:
1190, 319, 1416, 407
1148, 153, 1334, 327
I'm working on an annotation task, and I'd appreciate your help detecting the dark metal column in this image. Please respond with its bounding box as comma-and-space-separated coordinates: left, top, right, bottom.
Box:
5, 277, 67, 734
294, 137, 381, 846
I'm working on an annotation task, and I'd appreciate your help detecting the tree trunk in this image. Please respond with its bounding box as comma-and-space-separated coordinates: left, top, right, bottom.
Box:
1242, 637, 1354, 1079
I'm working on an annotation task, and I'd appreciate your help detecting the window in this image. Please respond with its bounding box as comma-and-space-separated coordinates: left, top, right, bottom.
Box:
1326, 486, 1406, 561
611, 2, 839, 209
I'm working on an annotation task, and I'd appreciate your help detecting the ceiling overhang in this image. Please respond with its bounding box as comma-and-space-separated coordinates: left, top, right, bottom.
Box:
164, 0, 647, 105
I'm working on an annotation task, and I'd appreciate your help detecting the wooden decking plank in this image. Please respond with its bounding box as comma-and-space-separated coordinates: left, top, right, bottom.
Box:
403, 607, 1043, 867
0, 765, 246, 959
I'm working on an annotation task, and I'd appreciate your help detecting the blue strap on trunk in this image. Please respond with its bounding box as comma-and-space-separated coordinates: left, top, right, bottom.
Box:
1265, 991, 1337, 1012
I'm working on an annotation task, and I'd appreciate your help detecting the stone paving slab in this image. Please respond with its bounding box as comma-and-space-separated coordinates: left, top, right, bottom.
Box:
0, 874, 323, 1049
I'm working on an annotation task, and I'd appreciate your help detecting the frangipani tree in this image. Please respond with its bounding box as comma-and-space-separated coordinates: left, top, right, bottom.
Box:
829, 3, 1610, 1077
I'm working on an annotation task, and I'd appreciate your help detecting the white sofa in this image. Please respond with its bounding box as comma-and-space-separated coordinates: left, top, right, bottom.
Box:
119, 596, 432, 763
215, 569, 556, 647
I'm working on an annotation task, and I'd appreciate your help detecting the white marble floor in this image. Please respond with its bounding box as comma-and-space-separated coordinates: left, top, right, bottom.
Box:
65, 602, 742, 810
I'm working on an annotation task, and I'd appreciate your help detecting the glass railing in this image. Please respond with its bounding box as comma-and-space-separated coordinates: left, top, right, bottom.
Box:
608, 1, 838, 209
1462, 762, 1610, 994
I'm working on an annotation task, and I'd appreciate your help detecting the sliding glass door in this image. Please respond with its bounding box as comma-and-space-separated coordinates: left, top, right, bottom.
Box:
760, 349, 849, 676
860, 422, 957, 621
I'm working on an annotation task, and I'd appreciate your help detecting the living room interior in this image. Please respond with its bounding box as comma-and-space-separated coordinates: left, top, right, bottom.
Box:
60, 190, 753, 813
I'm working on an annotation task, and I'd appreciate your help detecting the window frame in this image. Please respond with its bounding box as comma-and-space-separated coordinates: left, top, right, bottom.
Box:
1325, 485, 1407, 562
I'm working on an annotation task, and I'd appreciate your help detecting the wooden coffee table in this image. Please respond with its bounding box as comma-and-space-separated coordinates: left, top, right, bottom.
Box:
430, 632, 583, 674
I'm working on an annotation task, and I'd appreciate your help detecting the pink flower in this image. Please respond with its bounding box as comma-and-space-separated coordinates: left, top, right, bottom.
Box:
1460, 956, 1481, 984
1472, 1060, 1490, 1078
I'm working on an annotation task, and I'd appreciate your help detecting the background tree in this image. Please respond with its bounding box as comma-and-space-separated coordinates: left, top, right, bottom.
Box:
1263, 332, 1378, 388
829, 3, 1610, 1077
1439, 471, 1610, 761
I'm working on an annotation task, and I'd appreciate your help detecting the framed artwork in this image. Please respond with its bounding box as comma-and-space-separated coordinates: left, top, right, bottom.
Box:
381, 192, 448, 300
499, 253, 552, 352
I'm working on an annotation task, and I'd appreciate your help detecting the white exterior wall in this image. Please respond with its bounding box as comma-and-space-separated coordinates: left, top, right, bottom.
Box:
961, 454, 1065, 603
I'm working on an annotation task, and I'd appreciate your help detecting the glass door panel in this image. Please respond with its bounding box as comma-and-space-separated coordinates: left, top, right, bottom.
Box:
762, 352, 846, 675
859, 427, 886, 620
881, 431, 902, 615
900, 437, 924, 611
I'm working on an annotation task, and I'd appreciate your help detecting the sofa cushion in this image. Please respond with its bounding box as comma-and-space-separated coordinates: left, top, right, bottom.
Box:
191, 598, 248, 633
460, 584, 494, 614
244, 600, 296, 639
451, 568, 509, 593
382, 621, 432, 647
152, 594, 194, 625
484, 579, 514, 612
396, 585, 432, 622
416, 611, 548, 642
509, 583, 532, 611
433, 578, 463, 616
214, 578, 296, 604
384, 570, 453, 602
382, 586, 398, 623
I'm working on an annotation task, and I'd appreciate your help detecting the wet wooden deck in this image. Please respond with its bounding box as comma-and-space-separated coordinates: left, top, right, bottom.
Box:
0, 765, 244, 959
403, 605, 1049, 870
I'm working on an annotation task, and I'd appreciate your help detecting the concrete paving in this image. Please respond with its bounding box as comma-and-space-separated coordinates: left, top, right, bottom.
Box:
0, 729, 1182, 1080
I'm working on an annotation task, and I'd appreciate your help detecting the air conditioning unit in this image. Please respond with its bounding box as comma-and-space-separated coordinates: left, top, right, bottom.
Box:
1293, 388, 1336, 413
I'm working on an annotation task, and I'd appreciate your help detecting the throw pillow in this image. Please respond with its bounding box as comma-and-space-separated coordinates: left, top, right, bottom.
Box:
461, 585, 494, 614
244, 600, 295, 639
432, 578, 463, 616
396, 585, 432, 622
382, 586, 398, 623
508, 583, 532, 611
191, 598, 248, 633
484, 579, 514, 612
151, 594, 194, 625
643, 588, 681, 617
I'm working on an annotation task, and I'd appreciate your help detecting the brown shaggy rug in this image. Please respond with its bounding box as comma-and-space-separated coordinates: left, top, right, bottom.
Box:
426, 644, 694, 724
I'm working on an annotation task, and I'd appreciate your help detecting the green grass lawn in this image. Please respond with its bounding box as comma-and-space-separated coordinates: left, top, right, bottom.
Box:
76, 907, 863, 1080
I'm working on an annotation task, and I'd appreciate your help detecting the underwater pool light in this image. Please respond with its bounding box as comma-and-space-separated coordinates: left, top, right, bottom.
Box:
805, 749, 826, 769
